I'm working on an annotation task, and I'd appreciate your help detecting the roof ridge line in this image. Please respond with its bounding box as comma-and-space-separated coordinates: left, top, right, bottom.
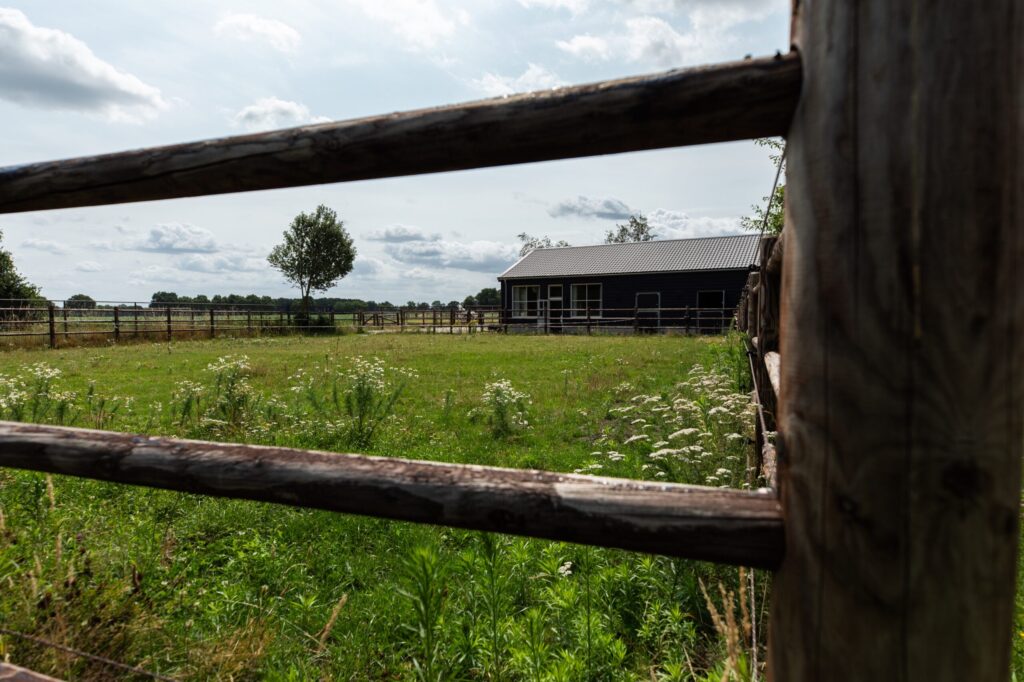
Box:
520, 233, 757, 252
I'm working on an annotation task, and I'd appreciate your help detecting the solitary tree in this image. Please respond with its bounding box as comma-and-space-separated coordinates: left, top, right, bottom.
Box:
475, 287, 500, 306
268, 205, 356, 318
65, 294, 96, 309
604, 213, 657, 243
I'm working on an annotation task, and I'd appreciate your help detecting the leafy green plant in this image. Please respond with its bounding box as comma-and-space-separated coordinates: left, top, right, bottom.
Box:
470, 378, 531, 438
400, 545, 449, 682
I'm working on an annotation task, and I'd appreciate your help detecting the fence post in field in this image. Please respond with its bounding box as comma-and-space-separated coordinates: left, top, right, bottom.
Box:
586, 305, 592, 335
133, 305, 139, 338
47, 303, 56, 348
165, 307, 172, 341
633, 304, 639, 334
209, 308, 215, 338
769, 1, 1023, 679
61, 305, 68, 342
112, 306, 120, 343
247, 310, 252, 335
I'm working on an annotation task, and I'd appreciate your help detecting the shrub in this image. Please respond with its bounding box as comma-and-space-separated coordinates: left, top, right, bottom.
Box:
471, 379, 531, 438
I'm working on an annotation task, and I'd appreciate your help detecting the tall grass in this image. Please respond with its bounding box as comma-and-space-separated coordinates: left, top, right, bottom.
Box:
0, 334, 770, 679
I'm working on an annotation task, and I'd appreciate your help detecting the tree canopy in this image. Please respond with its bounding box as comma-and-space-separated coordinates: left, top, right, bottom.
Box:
0, 230, 41, 302
740, 138, 785, 236
604, 213, 656, 243
516, 232, 570, 256
268, 205, 356, 312
65, 294, 96, 309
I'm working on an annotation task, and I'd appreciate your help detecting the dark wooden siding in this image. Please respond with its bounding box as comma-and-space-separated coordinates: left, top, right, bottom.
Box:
500, 269, 751, 326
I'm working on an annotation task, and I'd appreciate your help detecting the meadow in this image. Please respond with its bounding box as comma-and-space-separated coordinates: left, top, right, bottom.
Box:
0, 331, 1016, 680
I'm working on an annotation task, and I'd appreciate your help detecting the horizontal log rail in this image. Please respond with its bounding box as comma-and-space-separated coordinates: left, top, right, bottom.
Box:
0, 53, 800, 214
0, 421, 783, 568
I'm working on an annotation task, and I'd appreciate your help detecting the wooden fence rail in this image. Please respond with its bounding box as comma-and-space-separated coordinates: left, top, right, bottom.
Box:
0, 55, 800, 213
0, 421, 783, 568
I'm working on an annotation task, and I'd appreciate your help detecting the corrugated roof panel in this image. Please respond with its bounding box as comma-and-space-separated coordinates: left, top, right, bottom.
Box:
499, 234, 761, 279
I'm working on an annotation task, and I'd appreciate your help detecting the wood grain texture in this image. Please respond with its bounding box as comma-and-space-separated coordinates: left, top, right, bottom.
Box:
763, 351, 780, 398
0, 663, 62, 682
0, 421, 783, 568
0, 55, 800, 214
768, 0, 1023, 679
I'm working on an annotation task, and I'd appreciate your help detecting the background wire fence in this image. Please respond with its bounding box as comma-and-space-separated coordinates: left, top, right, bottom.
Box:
0, 300, 732, 349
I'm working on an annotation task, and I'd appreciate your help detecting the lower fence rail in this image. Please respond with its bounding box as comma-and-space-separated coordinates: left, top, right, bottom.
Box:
0, 421, 783, 568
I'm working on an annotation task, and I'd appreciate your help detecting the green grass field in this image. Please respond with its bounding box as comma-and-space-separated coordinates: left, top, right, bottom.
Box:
0, 332, 1018, 680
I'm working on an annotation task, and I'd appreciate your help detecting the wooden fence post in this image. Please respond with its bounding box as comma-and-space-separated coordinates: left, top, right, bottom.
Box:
47, 303, 56, 348
166, 307, 172, 341
209, 308, 215, 338
112, 306, 120, 343
586, 305, 591, 335
61, 305, 68, 342
769, 1, 1023, 680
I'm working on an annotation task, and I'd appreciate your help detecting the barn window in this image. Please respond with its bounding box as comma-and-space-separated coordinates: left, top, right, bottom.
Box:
571, 283, 602, 317
512, 285, 540, 317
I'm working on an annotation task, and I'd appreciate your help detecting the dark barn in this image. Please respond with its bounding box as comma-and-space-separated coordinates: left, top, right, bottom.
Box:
498, 235, 760, 333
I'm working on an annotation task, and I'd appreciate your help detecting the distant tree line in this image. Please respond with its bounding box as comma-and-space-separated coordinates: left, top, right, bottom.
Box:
145, 287, 501, 312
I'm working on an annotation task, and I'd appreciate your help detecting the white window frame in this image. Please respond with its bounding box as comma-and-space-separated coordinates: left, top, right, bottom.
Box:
512, 285, 540, 318
570, 283, 602, 318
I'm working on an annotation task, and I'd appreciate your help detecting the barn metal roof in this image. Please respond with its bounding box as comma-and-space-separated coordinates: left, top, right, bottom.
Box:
498, 234, 761, 280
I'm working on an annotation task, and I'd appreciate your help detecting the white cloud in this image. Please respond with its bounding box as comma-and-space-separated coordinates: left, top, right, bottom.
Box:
549, 196, 635, 220
131, 223, 219, 254
557, 1, 786, 67
366, 225, 441, 243
176, 254, 266, 273
214, 14, 301, 53
0, 8, 166, 121
232, 97, 330, 131
518, 0, 589, 14
74, 260, 104, 272
21, 238, 68, 255
348, 0, 467, 51
351, 256, 389, 278
385, 240, 519, 273
554, 35, 610, 61
471, 63, 564, 97
647, 208, 740, 239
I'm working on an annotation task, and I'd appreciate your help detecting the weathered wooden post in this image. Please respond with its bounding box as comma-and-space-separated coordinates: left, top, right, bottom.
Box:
165, 306, 172, 341
47, 303, 56, 348
62, 305, 68, 341
209, 308, 215, 338
769, 1, 1023, 680
586, 305, 591, 335
112, 306, 120, 343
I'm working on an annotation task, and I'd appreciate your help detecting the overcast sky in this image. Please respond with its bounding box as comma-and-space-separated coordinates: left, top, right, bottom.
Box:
0, 1, 789, 303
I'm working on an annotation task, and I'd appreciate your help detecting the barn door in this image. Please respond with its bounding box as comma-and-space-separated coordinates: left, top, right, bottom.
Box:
696, 290, 725, 333
635, 292, 660, 330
